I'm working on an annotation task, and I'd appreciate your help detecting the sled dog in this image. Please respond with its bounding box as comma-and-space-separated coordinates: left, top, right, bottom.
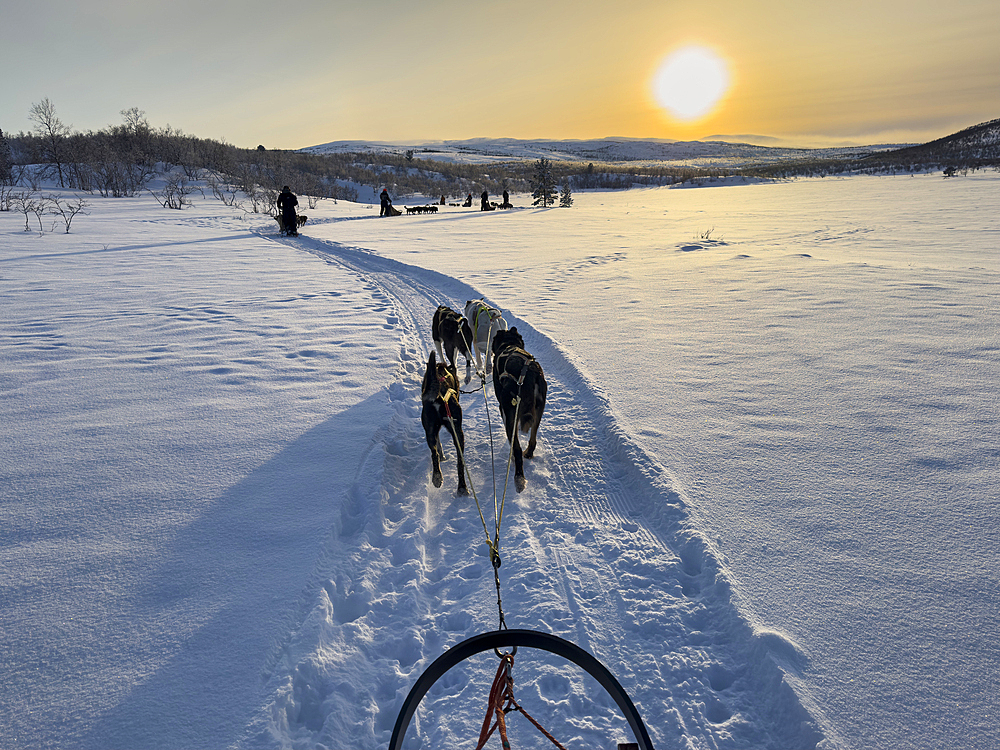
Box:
432, 305, 474, 383
464, 298, 508, 374
491, 327, 547, 493
421, 351, 468, 495
275, 214, 307, 234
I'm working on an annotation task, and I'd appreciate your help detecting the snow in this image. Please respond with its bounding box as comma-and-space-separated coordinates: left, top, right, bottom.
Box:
1, 173, 997, 750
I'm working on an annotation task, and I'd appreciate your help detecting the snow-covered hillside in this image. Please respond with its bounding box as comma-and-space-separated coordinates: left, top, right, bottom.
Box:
301, 136, 904, 169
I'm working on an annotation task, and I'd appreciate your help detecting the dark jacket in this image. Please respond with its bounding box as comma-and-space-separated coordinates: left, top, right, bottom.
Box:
277, 190, 298, 214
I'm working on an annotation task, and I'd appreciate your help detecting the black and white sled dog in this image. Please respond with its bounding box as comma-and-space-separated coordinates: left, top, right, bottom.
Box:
432, 304, 475, 383
491, 327, 547, 493
421, 351, 468, 495
464, 298, 508, 374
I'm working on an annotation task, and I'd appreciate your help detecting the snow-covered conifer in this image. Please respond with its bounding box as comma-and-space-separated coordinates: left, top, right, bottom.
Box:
559, 179, 573, 207
531, 157, 557, 207
0, 128, 12, 185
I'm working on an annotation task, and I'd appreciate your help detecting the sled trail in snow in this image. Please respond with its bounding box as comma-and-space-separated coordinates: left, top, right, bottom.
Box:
253, 233, 826, 750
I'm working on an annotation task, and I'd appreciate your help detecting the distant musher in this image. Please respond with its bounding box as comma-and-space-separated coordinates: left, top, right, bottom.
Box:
380, 188, 392, 216
277, 186, 298, 236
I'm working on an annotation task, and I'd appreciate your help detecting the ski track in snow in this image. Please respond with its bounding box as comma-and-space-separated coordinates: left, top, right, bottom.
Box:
242, 226, 826, 750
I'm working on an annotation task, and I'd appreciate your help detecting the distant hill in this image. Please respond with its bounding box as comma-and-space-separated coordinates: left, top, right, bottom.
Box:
261, 118, 1000, 202
304, 120, 1000, 174
869, 118, 1000, 166
302, 136, 905, 169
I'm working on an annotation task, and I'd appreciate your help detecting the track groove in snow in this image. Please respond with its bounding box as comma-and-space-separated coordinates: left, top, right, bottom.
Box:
246, 230, 825, 750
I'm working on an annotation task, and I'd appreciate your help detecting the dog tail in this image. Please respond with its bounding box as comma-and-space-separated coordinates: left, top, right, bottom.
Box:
422, 350, 438, 400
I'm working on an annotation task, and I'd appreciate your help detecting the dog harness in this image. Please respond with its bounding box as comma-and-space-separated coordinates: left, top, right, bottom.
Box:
472, 303, 503, 336
437, 373, 459, 417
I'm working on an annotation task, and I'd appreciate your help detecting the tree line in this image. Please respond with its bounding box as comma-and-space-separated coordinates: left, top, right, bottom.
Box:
6, 99, 990, 215
1, 100, 728, 215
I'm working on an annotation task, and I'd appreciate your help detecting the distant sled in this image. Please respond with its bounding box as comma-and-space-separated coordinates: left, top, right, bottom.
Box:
275, 214, 307, 235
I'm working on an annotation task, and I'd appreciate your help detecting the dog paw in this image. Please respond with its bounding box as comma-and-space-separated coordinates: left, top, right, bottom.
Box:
432, 470, 443, 488
515, 475, 527, 493
457, 484, 469, 496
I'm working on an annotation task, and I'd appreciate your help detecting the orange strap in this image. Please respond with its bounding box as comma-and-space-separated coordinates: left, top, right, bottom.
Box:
475, 654, 569, 750
476, 655, 515, 750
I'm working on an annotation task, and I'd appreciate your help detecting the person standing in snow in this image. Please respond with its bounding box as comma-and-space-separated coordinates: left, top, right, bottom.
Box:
277, 186, 298, 236
380, 188, 392, 216
481, 190, 489, 211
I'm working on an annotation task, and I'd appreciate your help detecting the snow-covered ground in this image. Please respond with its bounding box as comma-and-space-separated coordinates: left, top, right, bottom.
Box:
1, 173, 997, 750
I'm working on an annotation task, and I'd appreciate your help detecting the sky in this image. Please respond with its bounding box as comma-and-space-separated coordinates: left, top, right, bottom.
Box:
2, 0, 999, 149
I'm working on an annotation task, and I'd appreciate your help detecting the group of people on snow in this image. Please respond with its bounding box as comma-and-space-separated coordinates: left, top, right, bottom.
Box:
280, 185, 513, 228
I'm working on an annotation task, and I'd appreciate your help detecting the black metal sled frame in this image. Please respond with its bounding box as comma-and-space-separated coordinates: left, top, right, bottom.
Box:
387, 629, 653, 750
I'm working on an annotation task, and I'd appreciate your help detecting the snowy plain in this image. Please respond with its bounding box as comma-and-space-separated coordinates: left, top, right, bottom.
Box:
1, 172, 997, 750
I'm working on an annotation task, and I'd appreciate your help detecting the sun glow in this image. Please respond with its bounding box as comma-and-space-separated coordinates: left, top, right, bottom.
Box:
652, 45, 731, 121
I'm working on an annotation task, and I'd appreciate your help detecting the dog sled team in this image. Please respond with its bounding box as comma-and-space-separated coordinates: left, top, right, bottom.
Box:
423, 299, 547, 495
276, 186, 308, 236
277, 186, 515, 233
381, 187, 514, 216
380, 188, 402, 217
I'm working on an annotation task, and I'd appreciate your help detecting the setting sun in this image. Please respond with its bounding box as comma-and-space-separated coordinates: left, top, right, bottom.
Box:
652, 45, 731, 122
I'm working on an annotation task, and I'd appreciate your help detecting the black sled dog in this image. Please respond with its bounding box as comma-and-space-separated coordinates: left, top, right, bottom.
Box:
432, 304, 475, 383
491, 327, 547, 493
421, 351, 468, 495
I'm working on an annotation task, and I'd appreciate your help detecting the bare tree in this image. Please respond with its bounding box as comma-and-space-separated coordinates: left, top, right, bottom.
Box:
149, 173, 200, 209
120, 106, 148, 135
28, 98, 71, 187
29, 194, 54, 232
50, 196, 89, 233
118, 107, 155, 166
12, 191, 37, 230
206, 171, 240, 206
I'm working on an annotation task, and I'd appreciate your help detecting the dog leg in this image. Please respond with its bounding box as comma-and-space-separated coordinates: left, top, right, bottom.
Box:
426, 433, 444, 488
444, 342, 458, 374
471, 338, 485, 375
514, 445, 527, 493
458, 320, 476, 382
445, 418, 469, 495
524, 383, 543, 459
430, 447, 444, 487
422, 410, 445, 488
481, 334, 492, 375
524, 418, 540, 459
503, 413, 527, 493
